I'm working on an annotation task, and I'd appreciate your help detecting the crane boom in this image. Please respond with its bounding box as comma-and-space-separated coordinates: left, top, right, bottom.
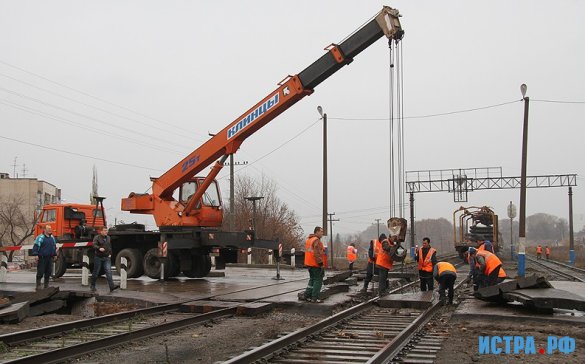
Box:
122, 6, 404, 228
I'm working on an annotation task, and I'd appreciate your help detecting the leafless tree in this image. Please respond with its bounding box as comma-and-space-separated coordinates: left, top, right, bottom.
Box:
224, 174, 304, 254
0, 195, 37, 262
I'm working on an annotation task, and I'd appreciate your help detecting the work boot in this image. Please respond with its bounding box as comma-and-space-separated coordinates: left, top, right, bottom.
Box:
35, 278, 42, 290
43, 279, 50, 289
90, 286, 97, 292
110, 285, 120, 293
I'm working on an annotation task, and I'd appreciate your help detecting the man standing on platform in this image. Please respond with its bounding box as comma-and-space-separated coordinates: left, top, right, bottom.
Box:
415, 237, 437, 291
302, 227, 325, 303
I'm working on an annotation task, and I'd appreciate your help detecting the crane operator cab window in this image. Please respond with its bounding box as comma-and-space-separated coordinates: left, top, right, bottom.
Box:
176, 180, 221, 209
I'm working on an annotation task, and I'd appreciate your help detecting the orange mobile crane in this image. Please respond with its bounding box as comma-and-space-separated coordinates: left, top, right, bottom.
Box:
30, 6, 404, 279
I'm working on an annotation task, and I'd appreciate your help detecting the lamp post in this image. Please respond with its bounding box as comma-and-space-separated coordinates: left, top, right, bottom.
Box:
518, 84, 529, 277
245, 196, 264, 233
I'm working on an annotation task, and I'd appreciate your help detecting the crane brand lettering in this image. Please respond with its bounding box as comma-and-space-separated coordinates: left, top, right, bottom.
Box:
227, 93, 279, 139
181, 155, 200, 173
479, 336, 575, 355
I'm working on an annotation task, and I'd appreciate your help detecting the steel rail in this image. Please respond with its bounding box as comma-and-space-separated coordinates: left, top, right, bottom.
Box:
526, 255, 585, 282
366, 276, 469, 363
223, 260, 464, 364
3, 307, 236, 364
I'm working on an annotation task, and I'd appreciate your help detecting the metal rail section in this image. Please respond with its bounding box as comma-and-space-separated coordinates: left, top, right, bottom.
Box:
3, 308, 236, 364
526, 255, 585, 283
224, 259, 465, 363
366, 277, 469, 364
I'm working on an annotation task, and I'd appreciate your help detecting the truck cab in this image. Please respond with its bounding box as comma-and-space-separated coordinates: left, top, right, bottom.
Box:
35, 204, 106, 240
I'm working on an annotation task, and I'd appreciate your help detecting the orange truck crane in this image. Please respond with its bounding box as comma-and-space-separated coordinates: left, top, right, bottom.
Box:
13, 6, 404, 279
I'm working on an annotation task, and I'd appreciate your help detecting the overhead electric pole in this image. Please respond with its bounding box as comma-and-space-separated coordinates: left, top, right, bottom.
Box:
327, 212, 339, 268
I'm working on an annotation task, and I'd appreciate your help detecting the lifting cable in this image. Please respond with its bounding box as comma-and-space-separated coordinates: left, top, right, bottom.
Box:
388, 38, 405, 219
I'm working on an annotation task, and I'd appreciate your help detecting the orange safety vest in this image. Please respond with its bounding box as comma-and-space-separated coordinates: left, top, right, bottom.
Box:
475, 250, 502, 275
417, 247, 436, 272
346, 246, 357, 262
536, 246, 542, 254
478, 243, 486, 252
436, 261, 457, 276
498, 265, 507, 278
368, 240, 377, 264
375, 238, 394, 270
546, 247, 551, 255
304, 236, 323, 268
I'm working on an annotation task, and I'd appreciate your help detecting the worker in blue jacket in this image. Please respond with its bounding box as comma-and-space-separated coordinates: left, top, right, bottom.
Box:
32, 225, 57, 290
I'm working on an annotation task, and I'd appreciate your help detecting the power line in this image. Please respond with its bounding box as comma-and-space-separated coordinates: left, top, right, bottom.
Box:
0, 59, 203, 137
532, 99, 585, 104
0, 134, 162, 172
0, 71, 206, 143
329, 99, 522, 121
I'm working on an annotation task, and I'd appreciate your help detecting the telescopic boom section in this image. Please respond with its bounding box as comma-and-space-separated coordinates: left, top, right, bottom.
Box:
121, 6, 404, 228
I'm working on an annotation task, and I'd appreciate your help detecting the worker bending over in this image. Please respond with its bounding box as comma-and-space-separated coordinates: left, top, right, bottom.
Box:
433, 261, 457, 305
468, 247, 506, 288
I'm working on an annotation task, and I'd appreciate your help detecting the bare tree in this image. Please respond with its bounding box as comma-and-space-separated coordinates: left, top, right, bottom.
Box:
225, 174, 304, 252
0, 195, 37, 262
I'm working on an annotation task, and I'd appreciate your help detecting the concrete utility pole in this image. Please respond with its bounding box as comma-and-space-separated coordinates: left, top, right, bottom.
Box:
569, 187, 575, 265
375, 219, 381, 239
327, 212, 339, 268
518, 84, 529, 277
225, 156, 248, 231
318, 106, 328, 237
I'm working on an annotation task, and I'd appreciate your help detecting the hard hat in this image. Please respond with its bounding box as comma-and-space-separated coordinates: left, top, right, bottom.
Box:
468, 247, 477, 254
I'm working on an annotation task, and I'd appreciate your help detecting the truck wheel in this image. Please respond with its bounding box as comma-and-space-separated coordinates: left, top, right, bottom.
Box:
52, 252, 67, 278
168, 253, 181, 278
182, 255, 212, 278
143, 248, 171, 279
116, 249, 144, 278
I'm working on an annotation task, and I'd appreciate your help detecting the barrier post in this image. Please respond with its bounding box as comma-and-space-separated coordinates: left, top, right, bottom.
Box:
272, 243, 284, 280
268, 250, 273, 265
0, 254, 7, 283
120, 257, 128, 289
290, 248, 296, 269
211, 255, 216, 267
81, 250, 89, 286
159, 241, 167, 280
247, 248, 252, 265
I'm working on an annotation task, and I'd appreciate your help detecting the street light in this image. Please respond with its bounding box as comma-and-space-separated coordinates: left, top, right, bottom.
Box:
244, 196, 264, 233
518, 83, 529, 277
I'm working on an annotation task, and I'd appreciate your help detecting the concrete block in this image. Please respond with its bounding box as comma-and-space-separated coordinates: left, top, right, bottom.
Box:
378, 291, 434, 309
504, 288, 585, 311
0, 301, 29, 323
11, 287, 58, 305
344, 277, 358, 286
70, 297, 97, 317
29, 299, 66, 316
474, 285, 502, 301
180, 300, 238, 313
323, 271, 351, 285
236, 302, 273, 316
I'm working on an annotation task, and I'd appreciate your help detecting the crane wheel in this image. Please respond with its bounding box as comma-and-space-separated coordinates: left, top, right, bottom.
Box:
143, 248, 171, 279
116, 248, 144, 278
182, 254, 212, 278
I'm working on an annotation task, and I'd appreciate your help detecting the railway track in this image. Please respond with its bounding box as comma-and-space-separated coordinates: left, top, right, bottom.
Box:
525, 255, 585, 282
224, 264, 468, 364
0, 255, 461, 363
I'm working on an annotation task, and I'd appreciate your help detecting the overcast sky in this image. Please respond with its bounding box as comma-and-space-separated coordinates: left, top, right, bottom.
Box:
1, 0, 584, 240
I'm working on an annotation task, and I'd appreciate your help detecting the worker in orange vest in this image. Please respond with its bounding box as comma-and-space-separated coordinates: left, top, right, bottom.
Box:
302, 226, 325, 303
433, 262, 457, 305
469, 248, 506, 288
346, 243, 357, 275
375, 234, 394, 297
361, 237, 382, 294
545, 246, 551, 260
536, 245, 543, 260
415, 237, 437, 291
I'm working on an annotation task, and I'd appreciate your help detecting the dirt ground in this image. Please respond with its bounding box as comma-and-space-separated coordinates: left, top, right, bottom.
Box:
437, 317, 585, 363
74, 309, 314, 364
